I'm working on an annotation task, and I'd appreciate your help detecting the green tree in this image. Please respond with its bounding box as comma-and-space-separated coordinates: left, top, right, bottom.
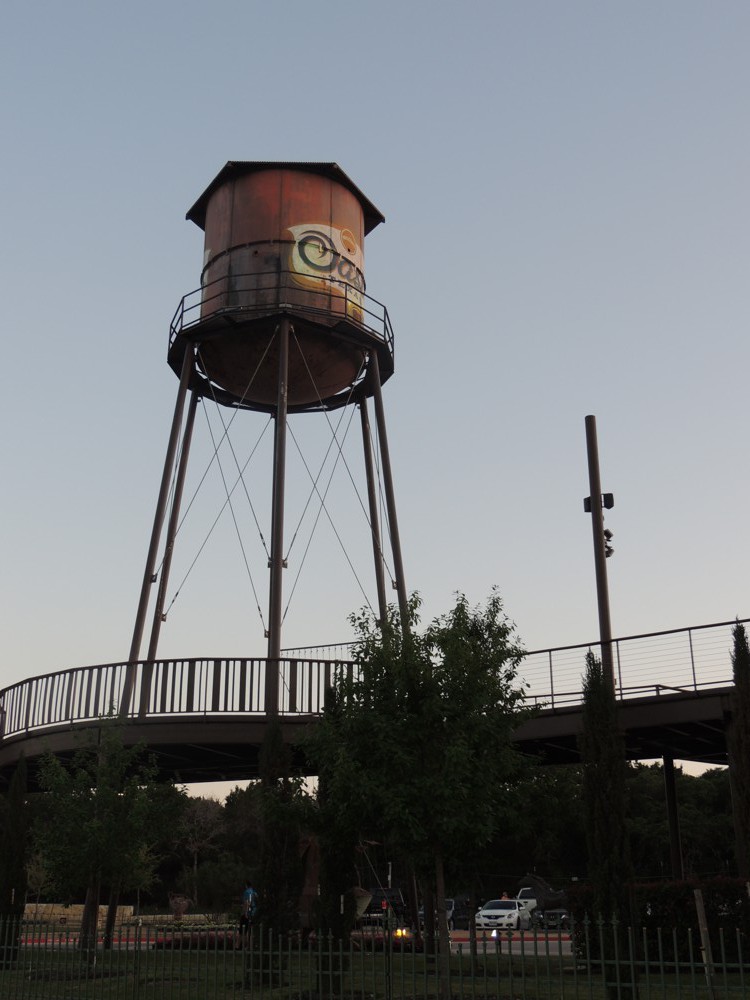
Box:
625, 763, 671, 880
487, 763, 588, 881
0, 757, 29, 967
309, 591, 530, 993
34, 723, 171, 951
174, 795, 225, 907
223, 783, 263, 869
256, 718, 311, 936
312, 687, 365, 939
728, 621, 750, 877
579, 651, 632, 919
579, 651, 636, 1000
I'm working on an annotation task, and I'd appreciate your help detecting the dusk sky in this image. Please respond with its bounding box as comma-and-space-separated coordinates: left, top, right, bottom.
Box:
2, 2, 748, 760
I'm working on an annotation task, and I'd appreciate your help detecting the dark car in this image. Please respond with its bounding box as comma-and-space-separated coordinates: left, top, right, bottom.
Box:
451, 896, 472, 930
536, 908, 570, 930
361, 888, 407, 925
352, 924, 423, 951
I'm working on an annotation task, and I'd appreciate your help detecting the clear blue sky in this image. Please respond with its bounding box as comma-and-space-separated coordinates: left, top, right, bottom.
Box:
2, 2, 748, 707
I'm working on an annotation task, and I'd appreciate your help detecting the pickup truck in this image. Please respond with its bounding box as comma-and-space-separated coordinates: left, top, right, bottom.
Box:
516, 880, 567, 925
516, 887, 539, 913
360, 888, 407, 925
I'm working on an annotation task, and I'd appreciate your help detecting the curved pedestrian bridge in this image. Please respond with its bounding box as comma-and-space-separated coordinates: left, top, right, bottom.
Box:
0, 617, 741, 789
0, 656, 342, 787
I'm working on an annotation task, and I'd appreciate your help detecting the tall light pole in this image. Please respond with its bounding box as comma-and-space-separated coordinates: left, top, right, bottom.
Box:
584, 414, 615, 691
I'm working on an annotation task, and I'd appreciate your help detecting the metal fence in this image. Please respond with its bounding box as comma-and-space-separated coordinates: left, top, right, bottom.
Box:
0, 917, 747, 1000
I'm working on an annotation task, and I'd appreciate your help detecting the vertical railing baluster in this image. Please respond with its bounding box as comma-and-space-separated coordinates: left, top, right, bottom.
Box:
249, 659, 256, 712
548, 650, 554, 709
288, 660, 298, 714
24, 678, 35, 732
45, 674, 56, 727
239, 659, 248, 711
83, 667, 94, 719
212, 659, 221, 712
688, 628, 697, 691
172, 659, 181, 713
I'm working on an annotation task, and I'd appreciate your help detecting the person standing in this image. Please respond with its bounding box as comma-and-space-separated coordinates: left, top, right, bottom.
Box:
239, 879, 258, 946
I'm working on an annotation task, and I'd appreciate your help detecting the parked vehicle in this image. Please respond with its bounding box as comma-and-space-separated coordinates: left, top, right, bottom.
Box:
516, 875, 567, 919
351, 924, 422, 951
516, 887, 539, 914
475, 899, 532, 931
361, 888, 407, 925
535, 907, 570, 930
451, 896, 472, 930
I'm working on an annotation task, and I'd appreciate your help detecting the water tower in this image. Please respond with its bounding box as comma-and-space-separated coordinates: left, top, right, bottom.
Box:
123, 162, 408, 714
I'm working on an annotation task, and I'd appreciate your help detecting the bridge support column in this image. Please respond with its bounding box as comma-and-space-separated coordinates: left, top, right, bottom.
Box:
663, 754, 684, 880
727, 736, 749, 878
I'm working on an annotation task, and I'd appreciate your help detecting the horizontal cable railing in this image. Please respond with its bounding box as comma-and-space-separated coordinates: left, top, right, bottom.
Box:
519, 618, 743, 709
283, 617, 745, 711
0, 618, 744, 742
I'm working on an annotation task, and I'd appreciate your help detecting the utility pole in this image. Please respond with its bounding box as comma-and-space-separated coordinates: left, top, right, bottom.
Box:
584, 414, 615, 691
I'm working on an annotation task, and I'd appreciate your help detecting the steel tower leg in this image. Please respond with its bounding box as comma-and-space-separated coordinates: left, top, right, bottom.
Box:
121, 343, 195, 715
359, 390, 388, 625
266, 318, 291, 715
138, 390, 200, 716
369, 351, 410, 631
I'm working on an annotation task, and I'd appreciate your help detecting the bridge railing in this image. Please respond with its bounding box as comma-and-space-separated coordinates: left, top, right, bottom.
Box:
283, 617, 746, 711
0, 657, 355, 742
0, 618, 745, 743
519, 618, 743, 709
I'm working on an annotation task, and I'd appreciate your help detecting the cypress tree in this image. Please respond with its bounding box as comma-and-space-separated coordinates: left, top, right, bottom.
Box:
728, 621, 750, 878
579, 651, 632, 920
579, 651, 637, 998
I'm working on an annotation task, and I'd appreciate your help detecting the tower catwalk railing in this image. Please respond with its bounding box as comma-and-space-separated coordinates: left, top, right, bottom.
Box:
0, 618, 744, 743
169, 265, 395, 359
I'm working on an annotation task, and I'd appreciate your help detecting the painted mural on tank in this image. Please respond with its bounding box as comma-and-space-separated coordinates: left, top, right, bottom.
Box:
285, 222, 365, 323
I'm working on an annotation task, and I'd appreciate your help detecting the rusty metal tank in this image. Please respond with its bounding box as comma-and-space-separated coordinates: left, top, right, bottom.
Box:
170, 162, 391, 411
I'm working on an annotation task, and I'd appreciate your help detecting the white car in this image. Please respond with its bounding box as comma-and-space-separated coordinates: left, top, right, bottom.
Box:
475, 899, 531, 931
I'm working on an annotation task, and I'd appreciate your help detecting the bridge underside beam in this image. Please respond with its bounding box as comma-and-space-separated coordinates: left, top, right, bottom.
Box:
513, 687, 731, 767
0, 716, 317, 791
